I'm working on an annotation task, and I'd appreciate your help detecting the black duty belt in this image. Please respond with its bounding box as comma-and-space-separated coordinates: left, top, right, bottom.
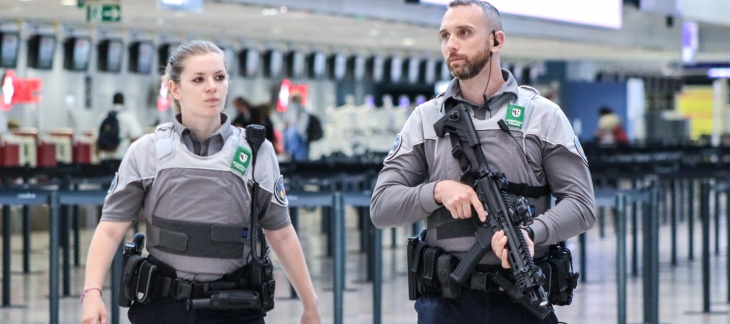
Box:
155, 275, 239, 300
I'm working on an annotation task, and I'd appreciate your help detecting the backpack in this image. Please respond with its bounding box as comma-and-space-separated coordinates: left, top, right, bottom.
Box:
97, 111, 121, 151
306, 113, 324, 142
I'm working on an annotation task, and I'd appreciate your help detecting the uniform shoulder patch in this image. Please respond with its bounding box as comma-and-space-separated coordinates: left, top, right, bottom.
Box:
108, 172, 119, 194
274, 175, 288, 205
385, 134, 402, 161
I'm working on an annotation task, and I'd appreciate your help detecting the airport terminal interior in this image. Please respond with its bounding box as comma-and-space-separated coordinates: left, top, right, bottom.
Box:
2, 0, 730, 323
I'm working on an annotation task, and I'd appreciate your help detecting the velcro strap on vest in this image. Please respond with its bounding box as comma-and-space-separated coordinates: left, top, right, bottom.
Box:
505, 182, 550, 198
148, 215, 245, 259
436, 219, 478, 240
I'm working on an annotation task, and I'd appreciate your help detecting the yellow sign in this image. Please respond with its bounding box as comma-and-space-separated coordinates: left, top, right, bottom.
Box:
676, 86, 714, 140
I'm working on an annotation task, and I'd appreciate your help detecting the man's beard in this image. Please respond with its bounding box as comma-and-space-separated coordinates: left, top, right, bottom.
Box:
448, 48, 491, 80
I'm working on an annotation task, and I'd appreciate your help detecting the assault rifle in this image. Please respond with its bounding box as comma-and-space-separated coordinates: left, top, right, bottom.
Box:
433, 103, 551, 319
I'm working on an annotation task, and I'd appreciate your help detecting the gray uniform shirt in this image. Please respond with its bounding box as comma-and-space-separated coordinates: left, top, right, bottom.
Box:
102, 113, 290, 281
370, 70, 595, 265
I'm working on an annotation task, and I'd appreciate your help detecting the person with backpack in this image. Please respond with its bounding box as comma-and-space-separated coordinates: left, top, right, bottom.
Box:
81, 40, 320, 324
96, 92, 144, 160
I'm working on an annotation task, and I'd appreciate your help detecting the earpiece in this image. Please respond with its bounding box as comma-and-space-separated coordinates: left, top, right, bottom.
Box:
493, 39, 499, 46
492, 30, 500, 46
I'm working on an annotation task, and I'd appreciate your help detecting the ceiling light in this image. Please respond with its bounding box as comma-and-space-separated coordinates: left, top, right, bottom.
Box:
402, 38, 415, 46
708, 68, 730, 79
61, 0, 75, 5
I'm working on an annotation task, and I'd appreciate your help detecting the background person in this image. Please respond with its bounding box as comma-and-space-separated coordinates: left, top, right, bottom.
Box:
96, 92, 144, 160
594, 105, 628, 146
231, 96, 253, 128
282, 92, 310, 160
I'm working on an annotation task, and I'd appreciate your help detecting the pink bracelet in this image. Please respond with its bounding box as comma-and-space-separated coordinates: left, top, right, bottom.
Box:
80, 287, 102, 304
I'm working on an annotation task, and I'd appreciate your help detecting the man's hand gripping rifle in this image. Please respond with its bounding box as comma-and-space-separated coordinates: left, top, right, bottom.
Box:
433, 103, 550, 319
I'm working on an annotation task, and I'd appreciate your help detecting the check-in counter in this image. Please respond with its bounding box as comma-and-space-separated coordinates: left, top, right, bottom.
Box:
0, 134, 21, 166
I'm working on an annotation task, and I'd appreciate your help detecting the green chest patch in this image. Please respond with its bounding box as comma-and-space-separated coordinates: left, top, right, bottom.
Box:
505, 104, 525, 129
231, 146, 252, 175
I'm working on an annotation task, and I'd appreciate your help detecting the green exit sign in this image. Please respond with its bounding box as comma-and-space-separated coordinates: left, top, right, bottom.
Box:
87, 4, 121, 23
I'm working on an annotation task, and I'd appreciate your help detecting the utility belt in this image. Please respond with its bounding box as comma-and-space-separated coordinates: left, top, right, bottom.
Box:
407, 231, 578, 306
118, 233, 275, 312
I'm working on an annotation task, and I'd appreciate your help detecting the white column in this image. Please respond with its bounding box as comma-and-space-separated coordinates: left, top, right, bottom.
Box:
712, 78, 727, 146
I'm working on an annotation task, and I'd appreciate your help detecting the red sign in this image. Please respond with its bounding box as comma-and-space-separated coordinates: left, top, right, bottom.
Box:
276, 78, 308, 113
0, 70, 43, 111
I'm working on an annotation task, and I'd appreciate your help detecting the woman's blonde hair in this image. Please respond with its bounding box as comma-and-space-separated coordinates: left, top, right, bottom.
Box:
164, 40, 225, 113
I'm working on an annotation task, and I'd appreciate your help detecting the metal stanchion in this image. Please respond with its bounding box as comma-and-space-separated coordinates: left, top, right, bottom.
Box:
111, 244, 122, 324
49, 192, 60, 324
73, 205, 81, 266
2, 205, 10, 306
616, 193, 627, 324
713, 184, 720, 256
0, 190, 49, 309
22, 205, 31, 273
671, 179, 679, 266
288, 192, 337, 300
631, 189, 639, 277
641, 181, 659, 324
702, 181, 711, 312
727, 186, 730, 303
688, 179, 695, 261
685, 180, 727, 317
333, 192, 344, 324
373, 223, 382, 324
62, 204, 72, 297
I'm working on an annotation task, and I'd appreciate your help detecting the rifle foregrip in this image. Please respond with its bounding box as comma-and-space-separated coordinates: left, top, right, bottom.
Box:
450, 243, 487, 285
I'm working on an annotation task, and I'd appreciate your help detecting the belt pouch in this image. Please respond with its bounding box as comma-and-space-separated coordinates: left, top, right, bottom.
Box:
135, 261, 158, 304
436, 254, 461, 299
421, 246, 442, 290
120, 254, 144, 307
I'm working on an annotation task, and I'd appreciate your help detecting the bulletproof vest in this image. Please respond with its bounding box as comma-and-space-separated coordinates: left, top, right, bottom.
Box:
430, 86, 551, 241
143, 123, 254, 281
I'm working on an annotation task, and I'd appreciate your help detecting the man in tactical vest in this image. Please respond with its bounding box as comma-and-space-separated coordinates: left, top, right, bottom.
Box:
370, 1, 595, 323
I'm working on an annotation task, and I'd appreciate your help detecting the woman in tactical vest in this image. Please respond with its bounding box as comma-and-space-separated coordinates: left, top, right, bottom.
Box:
81, 40, 321, 324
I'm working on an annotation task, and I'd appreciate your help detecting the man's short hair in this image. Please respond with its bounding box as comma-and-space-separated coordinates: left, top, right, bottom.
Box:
448, 0, 503, 32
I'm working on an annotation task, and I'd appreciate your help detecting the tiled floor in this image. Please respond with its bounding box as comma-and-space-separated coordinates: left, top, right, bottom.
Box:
1, 205, 730, 324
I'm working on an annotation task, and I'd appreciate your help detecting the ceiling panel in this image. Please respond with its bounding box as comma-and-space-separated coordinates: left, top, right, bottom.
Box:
0, 0, 722, 75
